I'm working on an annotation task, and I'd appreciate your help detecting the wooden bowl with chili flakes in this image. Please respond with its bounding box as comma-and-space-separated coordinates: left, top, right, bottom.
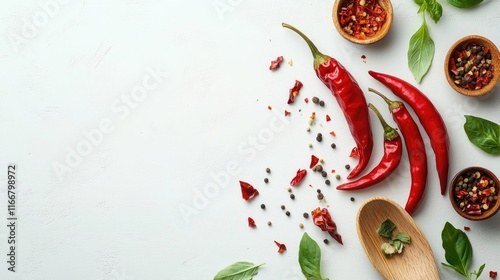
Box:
445, 35, 500, 97
332, 0, 393, 45
449, 166, 500, 221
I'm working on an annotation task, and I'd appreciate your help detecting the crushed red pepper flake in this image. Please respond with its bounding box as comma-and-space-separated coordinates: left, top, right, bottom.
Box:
284, 110, 291, 116
326, 115, 331, 122
464, 226, 471, 231
310, 155, 319, 169
490, 271, 498, 278
287, 80, 303, 104
274, 241, 287, 253
269, 56, 284, 70
349, 147, 360, 158
248, 217, 256, 228
338, 0, 387, 40
267, 105, 272, 110
310, 112, 316, 119
329, 131, 336, 136
290, 169, 307, 186
239, 181, 259, 201
311, 207, 343, 245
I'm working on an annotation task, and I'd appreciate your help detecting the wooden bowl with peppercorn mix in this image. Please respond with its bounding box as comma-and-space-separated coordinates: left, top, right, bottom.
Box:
445, 35, 500, 96
449, 166, 500, 221
332, 0, 393, 45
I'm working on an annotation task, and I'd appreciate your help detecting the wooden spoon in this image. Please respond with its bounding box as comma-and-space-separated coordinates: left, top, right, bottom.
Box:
356, 196, 439, 280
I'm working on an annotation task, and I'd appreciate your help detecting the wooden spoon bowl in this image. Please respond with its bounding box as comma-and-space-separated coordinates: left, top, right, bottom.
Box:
356, 196, 439, 280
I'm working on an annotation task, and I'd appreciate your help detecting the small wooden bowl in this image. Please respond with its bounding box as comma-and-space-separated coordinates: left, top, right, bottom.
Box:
444, 35, 500, 96
332, 0, 393, 45
449, 166, 500, 221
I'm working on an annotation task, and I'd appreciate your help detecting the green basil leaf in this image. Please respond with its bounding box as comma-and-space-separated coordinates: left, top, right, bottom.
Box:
408, 21, 434, 83
299, 233, 328, 280
474, 263, 486, 278
441, 222, 472, 277
424, 0, 442, 23
394, 232, 411, 244
414, 0, 424, 6
213, 261, 265, 280
464, 115, 500, 154
446, 0, 483, 8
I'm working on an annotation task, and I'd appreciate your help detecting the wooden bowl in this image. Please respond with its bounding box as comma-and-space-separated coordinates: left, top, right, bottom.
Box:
332, 0, 393, 45
444, 35, 500, 96
449, 166, 500, 221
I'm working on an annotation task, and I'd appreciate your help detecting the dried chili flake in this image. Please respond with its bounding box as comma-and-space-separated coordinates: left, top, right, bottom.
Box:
464, 226, 471, 231
310, 112, 316, 119
269, 56, 283, 70
267, 105, 272, 110
284, 110, 291, 116
287, 80, 303, 104
274, 241, 287, 253
326, 115, 331, 122
490, 271, 498, 278
349, 147, 359, 158
304, 97, 309, 103
310, 155, 319, 169
239, 181, 259, 201
311, 207, 343, 245
290, 169, 307, 186
248, 217, 256, 228
329, 131, 336, 136
452, 170, 498, 215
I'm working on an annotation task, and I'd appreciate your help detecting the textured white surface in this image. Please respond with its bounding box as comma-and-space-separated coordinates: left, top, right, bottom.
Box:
1, 0, 500, 279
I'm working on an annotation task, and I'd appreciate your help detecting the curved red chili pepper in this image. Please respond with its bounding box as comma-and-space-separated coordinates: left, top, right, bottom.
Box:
371, 88, 428, 215
283, 23, 373, 179
337, 104, 402, 191
368, 71, 449, 195
311, 207, 343, 245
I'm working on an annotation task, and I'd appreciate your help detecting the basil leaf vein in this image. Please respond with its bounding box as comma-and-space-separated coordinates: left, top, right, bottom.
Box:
213, 261, 265, 280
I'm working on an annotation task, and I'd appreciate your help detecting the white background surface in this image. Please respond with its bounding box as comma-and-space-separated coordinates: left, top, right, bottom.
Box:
1, 0, 500, 279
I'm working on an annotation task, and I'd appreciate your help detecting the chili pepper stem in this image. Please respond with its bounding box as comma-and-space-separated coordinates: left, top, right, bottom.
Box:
369, 87, 401, 111
368, 103, 399, 141
282, 23, 330, 69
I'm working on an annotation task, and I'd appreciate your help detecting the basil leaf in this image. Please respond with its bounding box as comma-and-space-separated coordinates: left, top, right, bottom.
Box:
441, 222, 472, 277
414, 0, 424, 5
408, 21, 434, 83
299, 233, 328, 280
464, 115, 500, 154
394, 232, 411, 244
213, 261, 265, 280
446, 0, 483, 8
424, 0, 442, 23
474, 263, 486, 278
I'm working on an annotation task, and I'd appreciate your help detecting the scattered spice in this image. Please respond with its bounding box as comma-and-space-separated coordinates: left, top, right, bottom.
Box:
288, 80, 303, 104
281, 205, 286, 210
290, 193, 295, 200
261, 204, 266, 210
267, 221, 272, 226
335, 174, 341, 180
239, 181, 259, 201
308, 143, 313, 148
323, 239, 329, 244
490, 271, 498, 278
326, 115, 331, 122
304, 97, 309, 103
331, 143, 337, 149
313, 165, 323, 172
338, 0, 388, 40
248, 217, 256, 228
464, 226, 470, 231
349, 147, 359, 158
319, 100, 325, 107
287, 187, 292, 193
329, 131, 336, 137
310, 112, 316, 120
310, 155, 320, 168
284, 110, 291, 116
287, 59, 293, 66
311, 207, 343, 245
264, 178, 269, 183
285, 210, 291, 216
269, 56, 284, 70
266, 168, 271, 173
449, 43, 494, 90
321, 171, 327, 177
290, 169, 307, 186
452, 169, 498, 215
325, 179, 331, 185
316, 133, 323, 142
345, 164, 351, 170
317, 193, 324, 200
350, 197, 355, 202
267, 105, 272, 111
312, 96, 320, 104
274, 240, 287, 253
299, 223, 304, 229
303, 212, 309, 218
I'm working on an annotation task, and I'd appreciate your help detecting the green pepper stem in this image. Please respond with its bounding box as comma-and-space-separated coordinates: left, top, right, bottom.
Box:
282, 22, 330, 69
368, 103, 399, 141
368, 87, 402, 112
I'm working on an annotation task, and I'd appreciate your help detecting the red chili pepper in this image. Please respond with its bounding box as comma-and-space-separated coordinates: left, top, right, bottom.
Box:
287, 80, 303, 104
274, 241, 287, 253
337, 104, 402, 191
311, 207, 343, 245
371, 88, 428, 215
369, 71, 449, 195
283, 23, 373, 179
290, 169, 307, 186
248, 217, 256, 228
269, 56, 283, 70
310, 155, 319, 168
239, 181, 259, 201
